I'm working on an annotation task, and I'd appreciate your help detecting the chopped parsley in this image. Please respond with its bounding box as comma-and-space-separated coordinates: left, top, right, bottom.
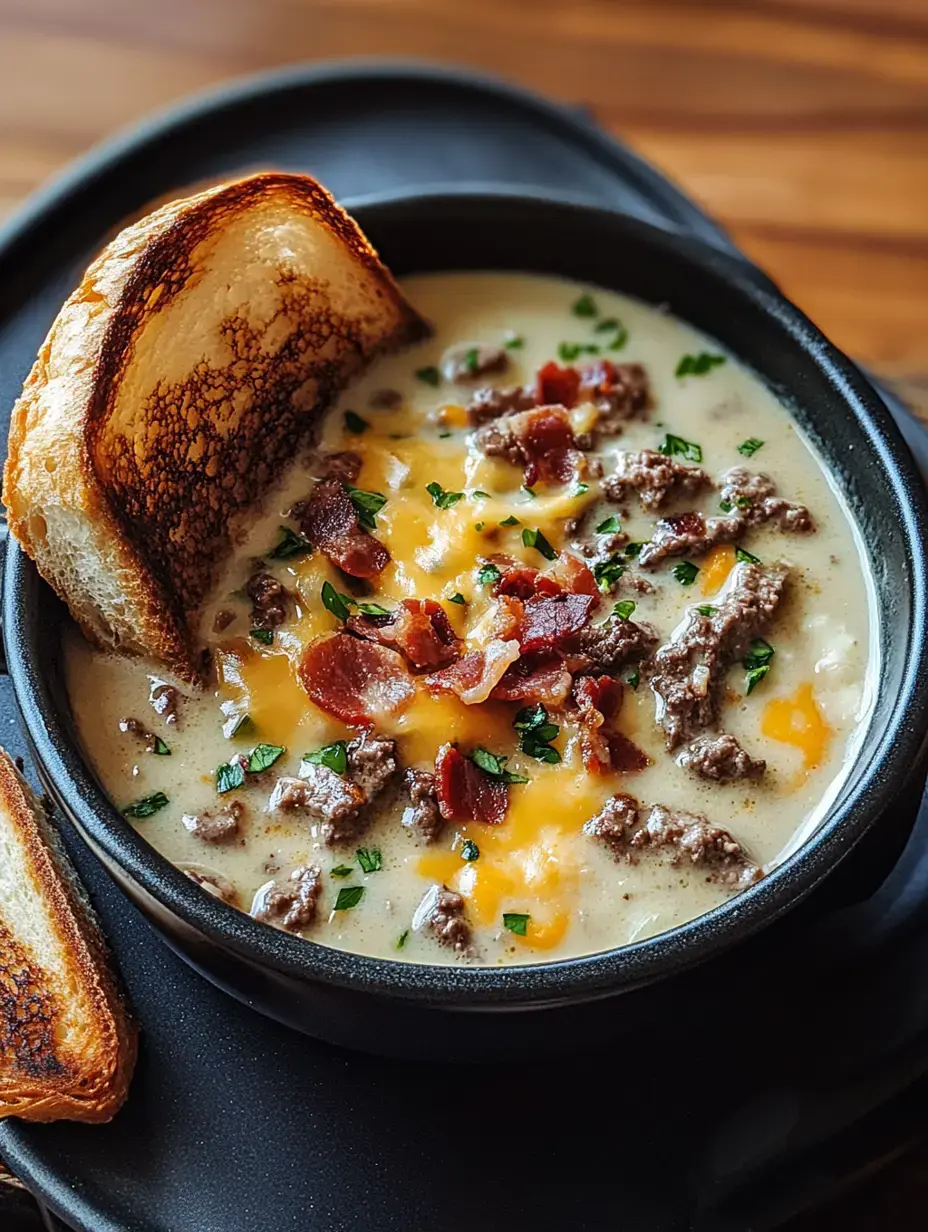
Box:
596, 515, 622, 535
558, 341, 599, 362
593, 555, 625, 592
720, 496, 752, 513
304, 740, 348, 776
675, 352, 727, 378
472, 490, 491, 500
573, 482, 590, 497
738, 438, 765, 457
572, 293, 598, 317
449, 592, 467, 605
122, 791, 169, 819
250, 628, 273, 645
216, 760, 245, 794
247, 743, 285, 774
696, 604, 716, 617
608, 325, 629, 350
460, 839, 480, 862
469, 747, 529, 784
345, 484, 387, 530
499, 515, 520, 527
521, 484, 537, 499
658, 432, 703, 464
504, 333, 524, 350
613, 599, 636, 620
476, 563, 501, 587
626, 669, 640, 691
268, 525, 312, 560
344, 410, 369, 434
333, 886, 365, 911
735, 546, 761, 565
415, 365, 441, 387
594, 317, 619, 333
321, 580, 355, 622
522, 527, 557, 561
475, 521, 486, 532
624, 542, 644, 558
438, 431, 452, 439
225, 713, 255, 740
152, 736, 171, 756
395, 929, 410, 950
744, 638, 775, 695
356, 601, 392, 617
463, 347, 480, 375
356, 847, 383, 874
330, 865, 354, 878
672, 560, 700, 586
514, 704, 561, 764
426, 481, 465, 509
503, 912, 530, 937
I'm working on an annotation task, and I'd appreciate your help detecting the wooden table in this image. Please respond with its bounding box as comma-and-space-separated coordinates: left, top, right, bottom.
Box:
1, 0, 926, 1225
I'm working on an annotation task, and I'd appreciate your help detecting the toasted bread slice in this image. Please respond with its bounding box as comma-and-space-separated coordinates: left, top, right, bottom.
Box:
3, 172, 426, 682
0, 752, 136, 1122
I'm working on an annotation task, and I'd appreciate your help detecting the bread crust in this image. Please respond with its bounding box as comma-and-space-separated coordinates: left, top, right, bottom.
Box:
0, 753, 137, 1122
3, 172, 426, 682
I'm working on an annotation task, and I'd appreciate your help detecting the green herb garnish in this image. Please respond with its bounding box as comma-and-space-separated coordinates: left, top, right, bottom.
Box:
477, 563, 501, 587
626, 670, 640, 690
499, 515, 520, 527
247, 743, 285, 774
696, 604, 716, 617
572, 293, 598, 318
356, 601, 392, 617
613, 600, 636, 620
152, 736, 171, 756
675, 352, 727, 378
624, 542, 644, 558
596, 515, 622, 535
345, 485, 387, 530
426, 481, 465, 509
250, 628, 273, 645
461, 839, 480, 862
268, 525, 312, 560
594, 317, 619, 333
463, 348, 480, 375
475, 521, 485, 532
672, 560, 700, 586
521, 484, 537, 499
357, 847, 383, 874
395, 929, 410, 950
503, 912, 530, 937
608, 325, 629, 350
738, 438, 765, 457
344, 410, 369, 434
416, 366, 441, 387
122, 791, 169, 818
472, 490, 491, 500
746, 666, 770, 695
469, 747, 530, 784
521, 527, 557, 561
321, 580, 355, 622
333, 886, 365, 911
504, 334, 524, 350
449, 592, 466, 605
573, 482, 590, 497
304, 741, 348, 776
658, 433, 703, 464
513, 704, 561, 764
735, 546, 761, 565
593, 555, 625, 592
331, 865, 354, 878
216, 761, 245, 795
558, 342, 599, 362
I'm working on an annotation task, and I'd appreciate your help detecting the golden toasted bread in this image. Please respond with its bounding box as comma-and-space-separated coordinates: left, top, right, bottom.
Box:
3, 172, 426, 682
0, 752, 136, 1122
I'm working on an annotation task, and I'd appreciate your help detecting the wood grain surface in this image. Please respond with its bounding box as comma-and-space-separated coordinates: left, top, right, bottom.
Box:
0, 0, 926, 1225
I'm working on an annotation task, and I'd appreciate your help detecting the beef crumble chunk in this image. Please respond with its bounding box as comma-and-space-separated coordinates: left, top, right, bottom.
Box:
638, 509, 743, 568
603, 450, 712, 512
268, 734, 397, 845
401, 768, 444, 842
571, 613, 658, 673
212, 608, 236, 633
718, 467, 814, 533
649, 561, 788, 748
583, 362, 651, 436
677, 733, 766, 782
182, 800, 244, 844
413, 883, 473, 952
441, 342, 509, 383
467, 384, 536, 426
247, 569, 290, 629
250, 865, 323, 932
584, 796, 761, 890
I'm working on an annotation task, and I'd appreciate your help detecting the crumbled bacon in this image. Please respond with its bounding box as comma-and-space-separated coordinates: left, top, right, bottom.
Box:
487, 595, 525, 641
348, 599, 462, 671
518, 592, 596, 654
490, 556, 539, 600
298, 633, 415, 726
475, 406, 582, 486
607, 732, 651, 773
296, 479, 389, 579
489, 652, 573, 706
535, 361, 581, 408
571, 675, 626, 774
425, 639, 520, 705
541, 552, 597, 596
435, 743, 508, 824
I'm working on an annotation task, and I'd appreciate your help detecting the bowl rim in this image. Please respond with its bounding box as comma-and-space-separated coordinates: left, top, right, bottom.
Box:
6, 187, 928, 1006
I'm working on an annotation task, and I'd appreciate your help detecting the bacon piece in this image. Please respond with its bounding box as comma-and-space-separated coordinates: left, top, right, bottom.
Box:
475, 406, 581, 486
607, 732, 651, 773
435, 743, 508, 824
519, 592, 596, 654
489, 556, 540, 600
348, 600, 462, 671
297, 479, 389, 579
540, 553, 597, 597
572, 675, 625, 774
490, 653, 573, 706
425, 639, 520, 705
535, 361, 581, 408
487, 595, 525, 641
298, 633, 414, 726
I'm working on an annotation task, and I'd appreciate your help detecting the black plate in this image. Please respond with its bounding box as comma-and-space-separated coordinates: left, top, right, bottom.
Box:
2, 60, 928, 1232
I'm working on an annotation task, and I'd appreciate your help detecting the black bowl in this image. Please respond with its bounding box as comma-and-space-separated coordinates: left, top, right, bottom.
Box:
4, 190, 928, 1059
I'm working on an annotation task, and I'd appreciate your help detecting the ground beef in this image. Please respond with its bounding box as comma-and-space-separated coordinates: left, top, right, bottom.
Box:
718, 467, 814, 533
603, 450, 712, 512
649, 561, 788, 748
637, 510, 743, 568
414, 883, 473, 952
250, 865, 323, 932
148, 680, 179, 724
308, 449, 363, 485
118, 717, 164, 751
584, 796, 761, 890
467, 384, 537, 425
571, 613, 658, 673
246, 570, 290, 629
268, 735, 397, 845
677, 732, 766, 782
181, 800, 244, 844
585, 362, 651, 435
401, 768, 444, 842
212, 608, 237, 633
182, 865, 238, 905
442, 342, 510, 383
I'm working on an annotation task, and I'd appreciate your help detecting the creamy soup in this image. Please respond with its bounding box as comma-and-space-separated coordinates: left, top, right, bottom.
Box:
65, 272, 874, 966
